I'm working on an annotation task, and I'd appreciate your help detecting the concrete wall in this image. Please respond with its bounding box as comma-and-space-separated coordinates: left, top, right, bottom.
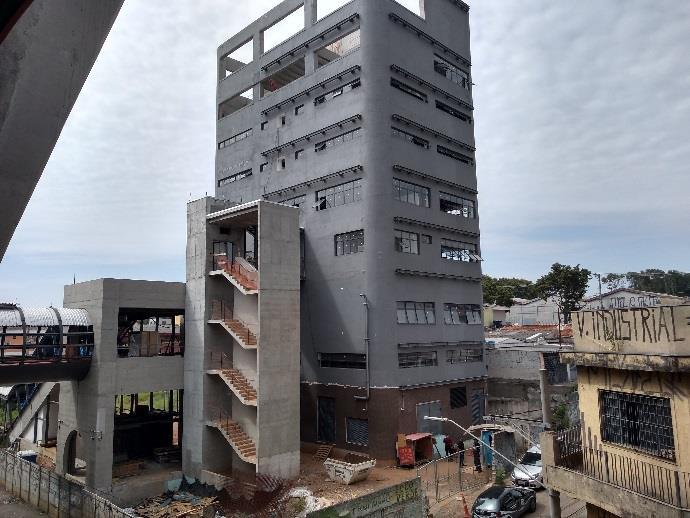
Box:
58, 278, 185, 492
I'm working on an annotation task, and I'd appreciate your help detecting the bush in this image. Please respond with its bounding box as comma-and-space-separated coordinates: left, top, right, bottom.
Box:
494, 467, 507, 485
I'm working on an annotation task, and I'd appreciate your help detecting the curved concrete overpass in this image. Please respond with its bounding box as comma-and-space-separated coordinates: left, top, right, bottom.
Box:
0, 0, 123, 261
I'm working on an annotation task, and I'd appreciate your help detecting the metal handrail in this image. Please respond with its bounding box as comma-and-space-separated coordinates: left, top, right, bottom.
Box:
212, 253, 258, 289
209, 300, 256, 345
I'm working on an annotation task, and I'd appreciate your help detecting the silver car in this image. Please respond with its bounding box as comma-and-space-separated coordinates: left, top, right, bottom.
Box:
511, 445, 543, 488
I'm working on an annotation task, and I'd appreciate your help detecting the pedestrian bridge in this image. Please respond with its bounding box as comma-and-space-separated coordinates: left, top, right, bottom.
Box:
0, 305, 93, 384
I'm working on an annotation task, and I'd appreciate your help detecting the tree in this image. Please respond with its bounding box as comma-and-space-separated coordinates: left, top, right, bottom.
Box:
601, 273, 627, 291
482, 275, 537, 307
622, 269, 690, 297
535, 263, 591, 323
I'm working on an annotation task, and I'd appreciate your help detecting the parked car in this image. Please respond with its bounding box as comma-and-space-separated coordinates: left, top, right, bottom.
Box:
511, 445, 543, 488
472, 485, 537, 517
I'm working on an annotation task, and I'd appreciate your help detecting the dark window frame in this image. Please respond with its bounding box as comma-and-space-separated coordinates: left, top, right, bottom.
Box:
390, 78, 428, 102
436, 100, 472, 123
318, 353, 366, 369
396, 301, 435, 325
437, 145, 474, 165
316, 179, 362, 211
392, 126, 429, 149
217, 168, 252, 187
334, 229, 364, 256
450, 387, 467, 408
393, 178, 430, 207
443, 303, 482, 325
398, 351, 438, 368
440, 191, 476, 218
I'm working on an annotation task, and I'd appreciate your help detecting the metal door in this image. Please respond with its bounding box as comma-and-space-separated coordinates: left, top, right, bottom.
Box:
317, 397, 336, 443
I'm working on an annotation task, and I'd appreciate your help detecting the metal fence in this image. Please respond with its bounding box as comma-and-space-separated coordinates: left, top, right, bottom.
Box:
417, 449, 490, 504
0, 449, 135, 518
554, 425, 690, 509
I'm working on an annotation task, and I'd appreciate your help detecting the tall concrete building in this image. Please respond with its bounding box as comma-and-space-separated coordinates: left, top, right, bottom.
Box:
215, 0, 484, 458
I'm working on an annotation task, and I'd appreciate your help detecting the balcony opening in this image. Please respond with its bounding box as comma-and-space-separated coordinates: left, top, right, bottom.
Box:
394, 0, 426, 19
218, 88, 253, 119
220, 37, 253, 80
317, 0, 350, 21
117, 309, 185, 358
262, 5, 305, 54
316, 29, 360, 68
261, 57, 305, 98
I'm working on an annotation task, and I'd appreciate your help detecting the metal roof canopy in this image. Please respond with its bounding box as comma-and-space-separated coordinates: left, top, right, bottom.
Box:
0, 306, 91, 327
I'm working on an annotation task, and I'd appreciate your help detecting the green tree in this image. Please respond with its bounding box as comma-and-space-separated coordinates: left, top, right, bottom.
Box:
601, 273, 627, 291
535, 263, 591, 323
623, 269, 690, 297
482, 275, 537, 306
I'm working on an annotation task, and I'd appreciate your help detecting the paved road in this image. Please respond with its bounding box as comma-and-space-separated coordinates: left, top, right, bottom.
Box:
0, 486, 44, 518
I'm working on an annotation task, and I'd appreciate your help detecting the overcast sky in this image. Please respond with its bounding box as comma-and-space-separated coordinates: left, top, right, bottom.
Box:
1, 0, 689, 306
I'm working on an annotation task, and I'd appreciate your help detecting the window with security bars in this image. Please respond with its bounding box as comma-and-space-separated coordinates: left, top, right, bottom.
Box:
450, 387, 467, 408
316, 179, 362, 211
334, 230, 364, 255
393, 178, 430, 207
346, 418, 369, 446
433, 54, 470, 90
447, 348, 483, 363
441, 238, 481, 262
600, 390, 675, 461
396, 301, 435, 325
314, 127, 361, 152
392, 126, 429, 149
398, 351, 438, 368
440, 192, 476, 218
394, 230, 419, 254
443, 304, 482, 325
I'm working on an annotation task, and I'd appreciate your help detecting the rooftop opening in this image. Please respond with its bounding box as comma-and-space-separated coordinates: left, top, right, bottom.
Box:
263, 5, 305, 54
317, 0, 350, 20
218, 88, 254, 119
220, 37, 253, 80
261, 57, 305, 97
394, 0, 426, 19
316, 28, 360, 68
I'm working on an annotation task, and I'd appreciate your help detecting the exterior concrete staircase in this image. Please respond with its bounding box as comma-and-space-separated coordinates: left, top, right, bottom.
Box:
224, 320, 258, 348
210, 257, 258, 295
210, 417, 257, 465
208, 368, 257, 406
9, 382, 55, 443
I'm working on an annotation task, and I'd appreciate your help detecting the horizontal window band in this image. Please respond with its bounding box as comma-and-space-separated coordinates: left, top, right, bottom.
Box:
392, 114, 475, 152
390, 65, 473, 112
392, 165, 476, 194
262, 165, 363, 199
393, 216, 479, 239
395, 269, 481, 282
389, 13, 471, 68
261, 114, 362, 155
261, 65, 361, 115
399, 375, 488, 391
262, 14, 360, 71
398, 341, 483, 349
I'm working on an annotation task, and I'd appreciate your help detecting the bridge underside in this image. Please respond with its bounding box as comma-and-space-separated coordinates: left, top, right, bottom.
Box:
0, 359, 90, 384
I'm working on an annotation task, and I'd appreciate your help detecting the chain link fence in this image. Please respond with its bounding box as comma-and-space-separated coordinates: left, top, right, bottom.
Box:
417, 449, 491, 504
0, 448, 135, 518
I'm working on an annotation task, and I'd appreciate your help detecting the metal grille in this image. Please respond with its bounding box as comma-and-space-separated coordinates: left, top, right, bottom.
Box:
346, 418, 368, 446
450, 387, 467, 408
600, 390, 675, 461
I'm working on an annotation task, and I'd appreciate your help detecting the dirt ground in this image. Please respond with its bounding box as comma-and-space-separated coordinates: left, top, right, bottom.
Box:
0, 486, 45, 518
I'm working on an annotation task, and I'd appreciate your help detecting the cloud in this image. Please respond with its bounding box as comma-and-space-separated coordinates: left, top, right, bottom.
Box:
1, 0, 689, 305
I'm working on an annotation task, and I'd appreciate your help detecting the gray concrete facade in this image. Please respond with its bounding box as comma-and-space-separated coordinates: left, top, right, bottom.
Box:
56, 279, 185, 493
214, 0, 483, 456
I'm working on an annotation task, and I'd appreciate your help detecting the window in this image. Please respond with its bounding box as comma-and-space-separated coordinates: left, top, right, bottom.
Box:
259, 162, 268, 172
399, 351, 438, 368
392, 127, 429, 149
434, 54, 470, 90
315, 128, 362, 152
218, 128, 253, 150
600, 390, 675, 460
295, 104, 305, 115
436, 100, 472, 123
447, 348, 483, 364
346, 417, 369, 446
437, 145, 474, 165
318, 353, 366, 369
261, 121, 268, 130
396, 302, 435, 325
295, 149, 304, 159
440, 238, 481, 262
314, 79, 361, 105
422, 234, 432, 244
394, 230, 419, 254
280, 115, 286, 126
316, 29, 360, 67
443, 304, 482, 325
335, 230, 364, 255
393, 178, 430, 207
277, 157, 286, 171
316, 179, 362, 211
390, 78, 427, 102
450, 387, 467, 408
440, 192, 476, 218
217, 168, 252, 187
280, 194, 306, 209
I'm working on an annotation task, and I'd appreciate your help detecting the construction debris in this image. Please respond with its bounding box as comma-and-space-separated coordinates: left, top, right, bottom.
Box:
135, 492, 217, 518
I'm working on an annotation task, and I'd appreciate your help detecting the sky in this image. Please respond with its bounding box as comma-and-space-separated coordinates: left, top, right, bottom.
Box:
1, 0, 689, 306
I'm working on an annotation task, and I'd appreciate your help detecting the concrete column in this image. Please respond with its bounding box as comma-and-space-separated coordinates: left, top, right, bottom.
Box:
253, 31, 264, 100
539, 354, 551, 429
304, 0, 317, 27
548, 488, 562, 518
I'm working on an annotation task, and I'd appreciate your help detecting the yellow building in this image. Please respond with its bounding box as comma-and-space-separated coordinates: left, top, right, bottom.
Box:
541, 304, 690, 518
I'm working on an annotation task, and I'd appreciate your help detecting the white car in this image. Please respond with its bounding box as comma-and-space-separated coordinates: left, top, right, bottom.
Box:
511, 445, 543, 488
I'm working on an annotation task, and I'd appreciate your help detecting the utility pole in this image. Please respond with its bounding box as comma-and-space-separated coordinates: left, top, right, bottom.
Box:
540, 353, 561, 518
